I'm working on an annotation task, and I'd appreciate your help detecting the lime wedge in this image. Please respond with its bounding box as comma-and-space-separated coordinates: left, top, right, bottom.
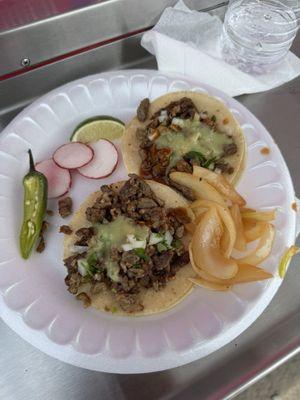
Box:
71, 116, 125, 143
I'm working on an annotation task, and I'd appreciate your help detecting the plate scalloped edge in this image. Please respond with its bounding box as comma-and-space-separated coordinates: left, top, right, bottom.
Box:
0, 69, 298, 373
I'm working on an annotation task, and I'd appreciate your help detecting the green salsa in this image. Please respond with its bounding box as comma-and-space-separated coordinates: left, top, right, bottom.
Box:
155, 118, 232, 168
96, 216, 149, 248
86, 216, 149, 282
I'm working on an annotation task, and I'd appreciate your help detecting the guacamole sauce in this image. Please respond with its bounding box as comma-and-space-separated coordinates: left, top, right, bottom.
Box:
86, 216, 149, 281
155, 118, 232, 168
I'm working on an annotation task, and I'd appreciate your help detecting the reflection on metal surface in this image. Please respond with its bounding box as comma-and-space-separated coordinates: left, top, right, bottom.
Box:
0, 0, 105, 32
0, 0, 226, 77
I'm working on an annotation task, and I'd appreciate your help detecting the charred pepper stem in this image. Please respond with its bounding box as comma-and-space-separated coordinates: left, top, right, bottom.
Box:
19, 150, 48, 259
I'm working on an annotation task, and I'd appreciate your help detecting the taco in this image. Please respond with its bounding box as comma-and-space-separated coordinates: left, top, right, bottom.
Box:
122, 91, 246, 199
63, 174, 194, 315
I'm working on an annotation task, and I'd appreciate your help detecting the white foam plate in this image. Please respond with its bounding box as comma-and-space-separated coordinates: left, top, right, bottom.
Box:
0, 70, 298, 373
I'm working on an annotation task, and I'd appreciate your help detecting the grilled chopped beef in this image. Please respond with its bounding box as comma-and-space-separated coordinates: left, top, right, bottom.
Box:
137, 98, 150, 122
168, 207, 191, 225
215, 161, 234, 174
116, 293, 144, 313
46, 209, 54, 216
58, 197, 72, 218
140, 144, 171, 180
76, 292, 91, 308
223, 142, 238, 156
172, 251, 190, 270
85, 197, 106, 223
64, 253, 86, 273
137, 197, 158, 209
169, 179, 196, 201
137, 97, 237, 194
175, 225, 184, 239
35, 220, 49, 253
153, 250, 173, 271
173, 159, 193, 173
154, 97, 197, 121
63, 176, 191, 311
65, 272, 82, 294
74, 227, 94, 246
36, 236, 45, 253
59, 225, 73, 235
40, 220, 49, 235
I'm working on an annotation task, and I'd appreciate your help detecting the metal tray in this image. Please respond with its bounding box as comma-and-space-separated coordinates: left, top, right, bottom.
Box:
0, 1, 299, 398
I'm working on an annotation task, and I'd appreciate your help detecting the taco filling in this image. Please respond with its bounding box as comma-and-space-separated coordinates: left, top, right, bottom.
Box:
137, 97, 238, 197
63, 175, 191, 313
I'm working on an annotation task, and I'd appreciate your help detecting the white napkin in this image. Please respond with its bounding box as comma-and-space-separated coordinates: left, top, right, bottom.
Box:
141, 0, 300, 97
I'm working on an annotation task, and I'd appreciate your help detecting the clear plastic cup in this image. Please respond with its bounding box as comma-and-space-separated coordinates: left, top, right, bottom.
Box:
220, 0, 299, 74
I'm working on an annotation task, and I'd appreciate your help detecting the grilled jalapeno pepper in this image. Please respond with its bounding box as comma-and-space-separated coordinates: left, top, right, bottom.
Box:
19, 150, 48, 259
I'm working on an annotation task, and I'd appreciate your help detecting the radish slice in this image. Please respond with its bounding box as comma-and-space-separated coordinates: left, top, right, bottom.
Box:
53, 142, 94, 169
36, 159, 71, 198
78, 139, 118, 179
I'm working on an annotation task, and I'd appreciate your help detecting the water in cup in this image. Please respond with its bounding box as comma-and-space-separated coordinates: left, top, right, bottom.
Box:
221, 0, 298, 74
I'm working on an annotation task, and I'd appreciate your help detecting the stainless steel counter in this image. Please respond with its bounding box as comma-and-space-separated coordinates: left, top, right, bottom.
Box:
1, 2, 300, 399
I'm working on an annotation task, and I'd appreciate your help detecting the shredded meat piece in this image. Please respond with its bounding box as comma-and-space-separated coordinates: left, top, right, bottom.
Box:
58, 197, 72, 218
40, 220, 49, 235
137, 98, 150, 122
154, 97, 197, 120
116, 293, 144, 313
64, 253, 86, 274
169, 179, 196, 201
215, 161, 234, 174
36, 236, 45, 253
86, 199, 106, 223
36, 220, 49, 253
74, 227, 94, 246
46, 209, 54, 216
59, 225, 73, 235
175, 225, 185, 239
173, 159, 193, 173
223, 142, 238, 156
76, 292, 91, 308
168, 207, 191, 225
153, 250, 173, 271
140, 144, 171, 180
171, 251, 190, 271
120, 251, 140, 272
137, 197, 158, 209
65, 272, 82, 294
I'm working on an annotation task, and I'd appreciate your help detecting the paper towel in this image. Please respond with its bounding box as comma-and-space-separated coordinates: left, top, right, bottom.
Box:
141, 0, 300, 97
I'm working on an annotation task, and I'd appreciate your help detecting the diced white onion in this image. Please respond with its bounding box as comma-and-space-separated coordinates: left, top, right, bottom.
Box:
149, 232, 164, 245
72, 245, 89, 254
122, 243, 134, 251
122, 235, 147, 251
172, 118, 184, 127
78, 260, 88, 276
164, 231, 173, 246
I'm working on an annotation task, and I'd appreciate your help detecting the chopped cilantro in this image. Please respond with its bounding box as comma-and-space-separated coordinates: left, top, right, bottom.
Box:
203, 156, 217, 169
87, 252, 98, 266
184, 151, 218, 170
184, 151, 206, 165
172, 239, 182, 249
211, 115, 217, 123
111, 306, 118, 313
134, 248, 150, 261
132, 263, 142, 269
111, 288, 117, 294
86, 264, 99, 277
157, 242, 168, 252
